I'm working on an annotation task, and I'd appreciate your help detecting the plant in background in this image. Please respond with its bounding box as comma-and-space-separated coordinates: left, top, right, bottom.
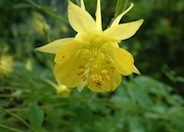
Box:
0, 0, 184, 131
0, 55, 14, 77
31, 12, 46, 35
36, 0, 143, 92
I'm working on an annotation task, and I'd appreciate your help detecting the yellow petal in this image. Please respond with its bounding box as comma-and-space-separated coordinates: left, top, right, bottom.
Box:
111, 3, 134, 27
95, 0, 102, 31
68, 1, 96, 33
102, 45, 134, 76
80, 0, 85, 10
36, 38, 73, 54
54, 43, 90, 87
54, 40, 79, 63
77, 81, 87, 92
133, 65, 141, 75
54, 62, 79, 87
104, 19, 143, 41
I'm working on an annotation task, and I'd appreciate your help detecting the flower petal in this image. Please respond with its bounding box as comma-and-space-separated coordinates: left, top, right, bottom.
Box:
54, 47, 90, 87
36, 38, 73, 54
111, 3, 134, 27
68, 1, 96, 33
77, 81, 87, 92
104, 19, 143, 41
133, 65, 141, 75
95, 0, 102, 31
54, 61, 80, 87
102, 45, 135, 76
80, 0, 85, 10
54, 41, 89, 87
54, 40, 82, 63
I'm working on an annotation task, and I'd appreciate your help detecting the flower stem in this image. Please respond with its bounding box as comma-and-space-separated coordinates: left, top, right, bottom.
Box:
0, 106, 35, 132
0, 123, 24, 132
115, 0, 128, 17
109, 0, 128, 27
26, 0, 68, 24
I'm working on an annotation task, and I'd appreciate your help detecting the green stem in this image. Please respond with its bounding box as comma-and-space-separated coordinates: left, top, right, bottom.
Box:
0, 123, 24, 132
0, 107, 35, 132
109, 0, 128, 27
26, 0, 68, 24
44, 10, 68, 23
27, 0, 41, 9
115, 0, 128, 17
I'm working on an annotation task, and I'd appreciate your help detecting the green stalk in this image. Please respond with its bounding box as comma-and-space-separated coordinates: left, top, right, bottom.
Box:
115, 0, 128, 17
0, 107, 35, 132
0, 123, 24, 132
26, 0, 68, 24
109, 0, 128, 26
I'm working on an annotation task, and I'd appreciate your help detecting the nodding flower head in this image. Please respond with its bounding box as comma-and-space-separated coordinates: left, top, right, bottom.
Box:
36, 0, 143, 92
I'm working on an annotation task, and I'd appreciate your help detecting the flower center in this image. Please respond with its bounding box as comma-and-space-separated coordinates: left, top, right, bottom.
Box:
76, 34, 117, 90
88, 46, 105, 88
78, 47, 114, 89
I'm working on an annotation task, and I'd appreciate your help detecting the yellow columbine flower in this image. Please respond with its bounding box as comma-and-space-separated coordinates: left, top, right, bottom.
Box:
36, 0, 143, 92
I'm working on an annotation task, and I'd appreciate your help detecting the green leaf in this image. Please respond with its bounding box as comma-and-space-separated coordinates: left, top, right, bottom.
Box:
128, 116, 145, 132
127, 82, 153, 110
126, 76, 155, 110
27, 103, 44, 131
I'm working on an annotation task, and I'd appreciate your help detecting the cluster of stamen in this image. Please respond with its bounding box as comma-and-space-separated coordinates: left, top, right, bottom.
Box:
76, 35, 116, 90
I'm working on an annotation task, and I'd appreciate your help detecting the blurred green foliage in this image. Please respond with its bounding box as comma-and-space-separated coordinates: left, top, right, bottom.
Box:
0, 0, 184, 131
